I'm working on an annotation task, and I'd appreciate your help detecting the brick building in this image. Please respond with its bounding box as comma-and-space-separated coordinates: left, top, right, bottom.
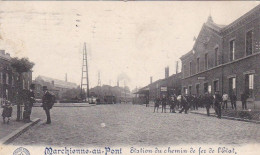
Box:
0, 50, 32, 103
136, 67, 182, 103
180, 5, 260, 106
33, 75, 77, 100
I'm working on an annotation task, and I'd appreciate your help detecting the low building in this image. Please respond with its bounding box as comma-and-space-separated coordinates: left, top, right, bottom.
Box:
34, 75, 77, 100
135, 67, 182, 103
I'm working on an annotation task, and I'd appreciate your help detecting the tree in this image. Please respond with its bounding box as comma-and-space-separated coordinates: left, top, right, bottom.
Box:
11, 57, 34, 121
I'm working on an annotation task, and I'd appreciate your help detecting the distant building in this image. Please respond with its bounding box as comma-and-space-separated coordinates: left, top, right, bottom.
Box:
180, 5, 260, 106
34, 75, 77, 99
89, 85, 132, 103
135, 67, 182, 103
0, 50, 32, 103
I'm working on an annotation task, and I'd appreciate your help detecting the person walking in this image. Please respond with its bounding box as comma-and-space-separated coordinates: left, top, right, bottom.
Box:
179, 95, 189, 114
214, 91, 222, 119
230, 92, 237, 110
241, 92, 248, 110
23, 84, 35, 123
42, 86, 55, 124
222, 92, 228, 109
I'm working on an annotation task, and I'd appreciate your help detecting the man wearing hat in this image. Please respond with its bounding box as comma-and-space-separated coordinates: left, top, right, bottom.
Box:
214, 91, 222, 119
42, 86, 53, 124
23, 84, 35, 123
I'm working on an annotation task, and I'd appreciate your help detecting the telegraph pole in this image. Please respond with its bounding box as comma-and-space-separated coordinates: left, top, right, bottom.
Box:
80, 42, 90, 102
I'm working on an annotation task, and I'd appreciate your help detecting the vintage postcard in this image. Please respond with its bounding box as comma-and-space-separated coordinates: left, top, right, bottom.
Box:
0, 0, 259, 155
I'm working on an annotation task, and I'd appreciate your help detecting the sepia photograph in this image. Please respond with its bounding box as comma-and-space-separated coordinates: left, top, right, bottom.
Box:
0, 1, 260, 155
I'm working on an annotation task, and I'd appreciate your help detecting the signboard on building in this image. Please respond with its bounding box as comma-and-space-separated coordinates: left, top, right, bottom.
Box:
161, 86, 167, 92
198, 77, 205, 80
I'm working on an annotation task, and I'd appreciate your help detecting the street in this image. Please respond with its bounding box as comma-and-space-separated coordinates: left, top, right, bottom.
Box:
12, 104, 260, 146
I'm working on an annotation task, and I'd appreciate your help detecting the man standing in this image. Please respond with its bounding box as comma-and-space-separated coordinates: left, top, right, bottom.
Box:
241, 92, 248, 110
214, 91, 222, 119
42, 86, 54, 124
222, 92, 228, 109
204, 92, 212, 116
230, 92, 237, 110
161, 95, 167, 113
169, 95, 176, 113
23, 84, 35, 123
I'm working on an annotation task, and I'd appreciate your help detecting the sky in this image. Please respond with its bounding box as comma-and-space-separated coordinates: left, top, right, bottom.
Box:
0, 1, 259, 90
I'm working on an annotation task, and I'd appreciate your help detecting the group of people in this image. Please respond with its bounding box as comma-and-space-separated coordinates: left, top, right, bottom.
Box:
1, 84, 55, 124
152, 90, 250, 119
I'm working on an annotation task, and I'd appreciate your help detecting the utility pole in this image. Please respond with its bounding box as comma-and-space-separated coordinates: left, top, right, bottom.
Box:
80, 42, 90, 102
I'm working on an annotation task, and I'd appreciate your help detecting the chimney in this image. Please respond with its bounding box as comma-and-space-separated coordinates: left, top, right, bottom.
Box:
165, 66, 169, 79
52, 80, 54, 86
117, 79, 119, 87
65, 73, 67, 82
150, 76, 153, 84
176, 61, 179, 74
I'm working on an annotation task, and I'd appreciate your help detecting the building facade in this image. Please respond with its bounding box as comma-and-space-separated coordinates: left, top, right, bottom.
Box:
181, 5, 260, 105
33, 75, 78, 100
136, 68, 182, 103
0, 50, 32, 103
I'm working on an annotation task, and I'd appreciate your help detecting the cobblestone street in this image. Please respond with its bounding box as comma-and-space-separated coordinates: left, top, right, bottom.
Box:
12, 104, 260, 146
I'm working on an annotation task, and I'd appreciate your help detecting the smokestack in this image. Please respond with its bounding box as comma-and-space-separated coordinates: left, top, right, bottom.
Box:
117, 79, 119, 87
150, 76, 153, 84
165, 66, 169, 79
65, 73, 67, 82
176, 61, 179, 74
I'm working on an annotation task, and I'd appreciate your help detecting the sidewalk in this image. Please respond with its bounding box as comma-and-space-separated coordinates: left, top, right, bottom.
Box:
141, 103, 260, 124
0, 106, 26, 139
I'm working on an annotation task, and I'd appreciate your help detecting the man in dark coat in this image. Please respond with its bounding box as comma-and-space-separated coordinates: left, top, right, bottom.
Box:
154, 97, 160, 113
42, 86, 54, 124
241, 92, 248, 110
161, 95, 167, 113
23, 84, 35, 123
214, 91, 222, 119
179, 95, 189, 114
230, 92, 237, 110
169, 95, 176, 113
204, 92, 212, 116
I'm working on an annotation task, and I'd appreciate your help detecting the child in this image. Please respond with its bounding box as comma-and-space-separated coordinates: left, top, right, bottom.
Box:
2, 99, 12, 124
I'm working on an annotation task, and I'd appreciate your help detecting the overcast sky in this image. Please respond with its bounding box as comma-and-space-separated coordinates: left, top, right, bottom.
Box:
0, 1, 259, 90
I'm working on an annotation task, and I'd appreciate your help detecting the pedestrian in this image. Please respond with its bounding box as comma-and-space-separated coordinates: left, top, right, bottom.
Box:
177, 95, 182, 109
42, 86, 55, 124
169, 95, 176, 113
179, 95, 189, 114
204, 92, 212, 116
198, 95, 203, 108
145, 96, 149, 107
23, 84, 35, 123
2, 99, 12, 124
154, 97, 160, 113
222, 92, 228, 109
161, 95, 167, 113
241, 92, 248, 110
230, 91, 237, 110
214, 91, 222, 119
